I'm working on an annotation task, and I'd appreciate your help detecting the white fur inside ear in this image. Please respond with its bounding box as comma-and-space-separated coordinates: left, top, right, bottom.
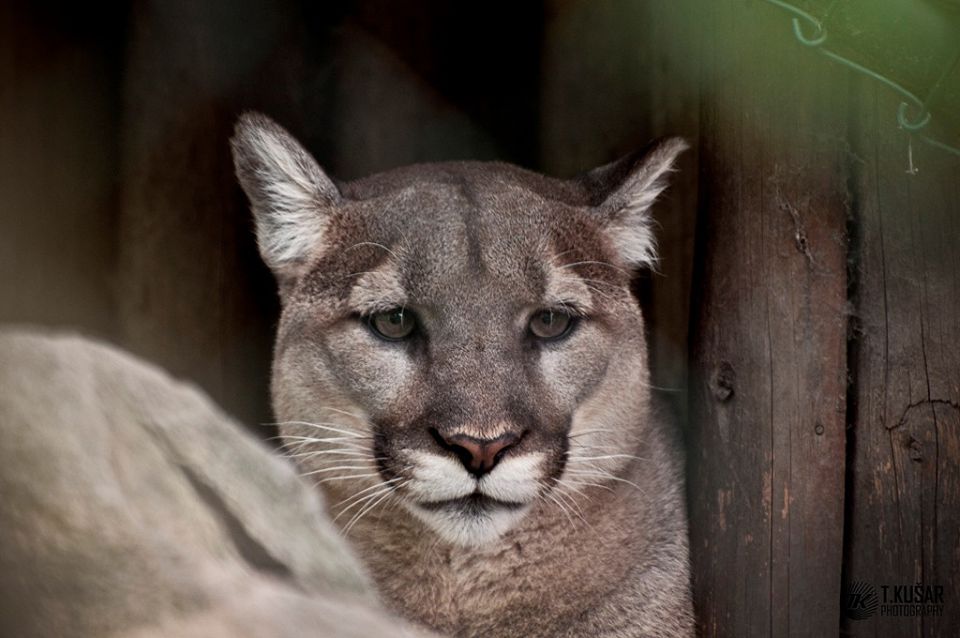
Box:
250, 132, 327, 267
231, 113, 340, 272
607, 213, 658, 269
600, 137, 687, 268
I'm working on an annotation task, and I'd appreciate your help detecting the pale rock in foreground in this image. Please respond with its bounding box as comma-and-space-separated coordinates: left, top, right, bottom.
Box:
0, 329, 433, 638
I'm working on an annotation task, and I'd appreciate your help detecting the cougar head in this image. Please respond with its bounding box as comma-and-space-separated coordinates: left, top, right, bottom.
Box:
231, 113, 685, 547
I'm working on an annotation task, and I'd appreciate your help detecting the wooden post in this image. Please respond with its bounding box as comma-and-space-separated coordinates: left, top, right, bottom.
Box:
843, 85, 960, 637
687, 2, 849, 635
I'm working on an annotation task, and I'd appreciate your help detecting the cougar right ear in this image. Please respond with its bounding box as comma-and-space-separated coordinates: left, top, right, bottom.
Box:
230, 112, 341, 282
581, 138, 688, 269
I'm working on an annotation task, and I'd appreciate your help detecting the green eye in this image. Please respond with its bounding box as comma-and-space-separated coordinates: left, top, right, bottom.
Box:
529, 309, 575, 340
368, 308, 416, 341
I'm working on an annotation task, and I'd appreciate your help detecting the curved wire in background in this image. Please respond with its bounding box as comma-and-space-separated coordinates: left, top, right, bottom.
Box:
764, 0, 960, 157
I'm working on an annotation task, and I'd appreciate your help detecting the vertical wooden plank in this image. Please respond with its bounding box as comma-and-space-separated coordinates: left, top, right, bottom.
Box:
844, 85, 960, 637
540, 0, 657, 176
687, 2, 849, 635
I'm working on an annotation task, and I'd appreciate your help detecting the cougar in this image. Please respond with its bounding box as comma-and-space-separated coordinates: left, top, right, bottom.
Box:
232, 113, 694, 637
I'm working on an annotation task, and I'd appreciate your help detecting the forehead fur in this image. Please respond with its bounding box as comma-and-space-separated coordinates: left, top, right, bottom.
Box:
340, 161, 591, 206
339, 162, 597, 263
327, 163, 622, 301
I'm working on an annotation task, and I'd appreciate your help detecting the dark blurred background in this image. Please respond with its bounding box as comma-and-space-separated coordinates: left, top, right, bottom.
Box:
0, 0, 701, 430
2, 1, 958, 636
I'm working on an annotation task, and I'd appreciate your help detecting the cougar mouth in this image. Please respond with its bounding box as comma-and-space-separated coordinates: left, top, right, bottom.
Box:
408, 491, 534, 546
417, 493, 527, 514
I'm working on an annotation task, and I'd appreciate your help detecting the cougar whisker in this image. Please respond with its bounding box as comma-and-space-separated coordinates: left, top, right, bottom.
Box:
558, 477, 616, 494
272, 434, 368, 447
342, 480, 408, 535
299, 464, 377, 478
556, 260, 630, 276
313, 472, 384, 486
270, 421, 367, 438
333, 476, 404, 508
567, 428, 614, 438
566, 453, 649, 463
564, 468, 646, 494
538, 480, 581, 529
344, 241, 400, 261
552, 483, 588, 520
333, 482, 400, 523
283, 445, 371, 459
290, 450, 382, 460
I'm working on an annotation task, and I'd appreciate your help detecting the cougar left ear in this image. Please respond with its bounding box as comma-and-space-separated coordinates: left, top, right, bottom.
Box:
582, 138, 688, 268
230, 112, 342, 282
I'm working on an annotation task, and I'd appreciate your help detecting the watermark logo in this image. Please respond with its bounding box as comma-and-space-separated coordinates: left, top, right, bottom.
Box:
843, 581, 945, 620
843, 581, 879, 620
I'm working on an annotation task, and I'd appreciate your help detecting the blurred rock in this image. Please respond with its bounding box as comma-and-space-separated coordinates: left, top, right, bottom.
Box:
0, 328, 431, 638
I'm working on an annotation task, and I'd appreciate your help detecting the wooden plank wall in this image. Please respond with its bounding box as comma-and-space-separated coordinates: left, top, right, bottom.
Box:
843, 83, 960, 637
684, 2, 959, 636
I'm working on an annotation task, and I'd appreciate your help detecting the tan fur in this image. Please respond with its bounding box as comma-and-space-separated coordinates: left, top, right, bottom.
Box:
302, 348, 692, 637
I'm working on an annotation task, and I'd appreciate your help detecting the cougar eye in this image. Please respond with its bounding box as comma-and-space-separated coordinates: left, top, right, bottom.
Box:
368, 308, 417, 341
529, 309, 574, 340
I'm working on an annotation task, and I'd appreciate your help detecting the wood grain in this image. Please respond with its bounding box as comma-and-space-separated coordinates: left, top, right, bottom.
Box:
843, 83, 960, 638
687, 2, 850, 635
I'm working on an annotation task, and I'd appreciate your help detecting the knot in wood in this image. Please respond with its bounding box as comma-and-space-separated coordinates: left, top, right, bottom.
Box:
907, 436, 923, 462
710, 361, 735, 402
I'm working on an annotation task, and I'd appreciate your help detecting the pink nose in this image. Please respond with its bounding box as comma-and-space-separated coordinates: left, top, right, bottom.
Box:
435, 431, 521, 477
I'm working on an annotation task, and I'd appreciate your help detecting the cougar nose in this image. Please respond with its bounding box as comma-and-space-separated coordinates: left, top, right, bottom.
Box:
433, 430, 521, 477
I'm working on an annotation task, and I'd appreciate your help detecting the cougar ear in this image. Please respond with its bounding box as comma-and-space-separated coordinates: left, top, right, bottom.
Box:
230, 112, 341, 279
582, 137, 688, 268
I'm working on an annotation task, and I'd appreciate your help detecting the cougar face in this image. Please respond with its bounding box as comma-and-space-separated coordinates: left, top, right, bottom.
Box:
232, 113, 685, 547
